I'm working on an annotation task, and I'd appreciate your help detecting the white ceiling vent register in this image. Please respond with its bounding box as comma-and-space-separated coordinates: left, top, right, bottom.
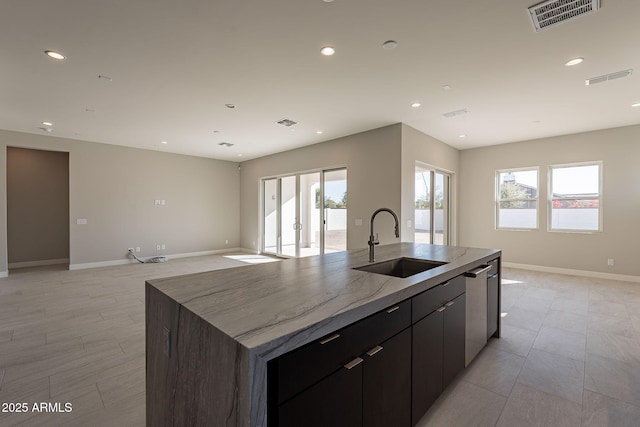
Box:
276, 118, 297, 127
585, 69, 633, 86
528, 0, 600, 32
442, 109, 469, 118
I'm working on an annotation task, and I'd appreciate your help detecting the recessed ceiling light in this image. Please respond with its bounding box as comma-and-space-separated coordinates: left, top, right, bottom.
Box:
410, 102, 421, 108
459, 134, 466, 138
565, 57, 584, 67
323, 0, 335, 2
382, 40, 398, 50
42, 121, 53, 126
161, 141, 168, 144
442, 85, 452, 91
219, 142, 234, 147
225, 104, 236, 109
237, 153, 244, 157
45, 50, 65, 60
320, 46, 335, 56
316, 130, 324, 134
632, 102, 640, 108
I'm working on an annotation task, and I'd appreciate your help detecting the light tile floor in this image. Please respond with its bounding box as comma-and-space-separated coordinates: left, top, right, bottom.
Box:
1, 258, 639, 426
418, 268, 640, 427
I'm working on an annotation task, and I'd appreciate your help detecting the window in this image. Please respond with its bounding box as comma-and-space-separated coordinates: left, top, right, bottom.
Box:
548, 162, 601, 232
261, 168, 347, 257
415, 164, 451, 245
496, 168, 538, 229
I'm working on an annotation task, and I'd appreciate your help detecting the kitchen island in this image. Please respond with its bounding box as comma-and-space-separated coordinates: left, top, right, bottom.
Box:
146, 243, 501, 426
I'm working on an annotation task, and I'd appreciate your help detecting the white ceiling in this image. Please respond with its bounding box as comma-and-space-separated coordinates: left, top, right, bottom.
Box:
1, 0, 639, 162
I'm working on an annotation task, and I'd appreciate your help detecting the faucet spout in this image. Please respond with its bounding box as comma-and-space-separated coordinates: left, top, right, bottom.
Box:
368, 208, 400, 262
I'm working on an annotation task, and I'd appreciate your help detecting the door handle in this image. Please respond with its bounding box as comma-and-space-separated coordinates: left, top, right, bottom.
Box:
385, 306, 400, 314
445, 301, 455, 307
366, 346, 383, 357
344, 357, 363, 370
319, 333, 340, 345
436, 306, 446, 312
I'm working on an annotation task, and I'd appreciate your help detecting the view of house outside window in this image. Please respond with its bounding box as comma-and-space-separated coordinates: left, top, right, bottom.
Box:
549, 162, 601, 232
496, 168, 539, 229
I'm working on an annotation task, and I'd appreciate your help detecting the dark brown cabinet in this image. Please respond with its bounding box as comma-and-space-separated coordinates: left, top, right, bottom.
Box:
270, 300, 412, 427
270, 271, 481, 427
363, 328, 411, 427
487, 258, 500, 340
278, 359, 363, 427
412, 291, 465, 425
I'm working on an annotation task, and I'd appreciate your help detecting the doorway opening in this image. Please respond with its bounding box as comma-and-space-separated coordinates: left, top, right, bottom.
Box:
7, 147, 70, 272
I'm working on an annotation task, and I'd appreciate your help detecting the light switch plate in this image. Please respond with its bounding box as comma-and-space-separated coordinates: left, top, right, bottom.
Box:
355, 218, 363, 226
76, 218, 87, 225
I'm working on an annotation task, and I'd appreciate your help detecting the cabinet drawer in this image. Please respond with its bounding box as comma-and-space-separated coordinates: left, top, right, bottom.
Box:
412, 275, 465, 323
275, 299, 411, 404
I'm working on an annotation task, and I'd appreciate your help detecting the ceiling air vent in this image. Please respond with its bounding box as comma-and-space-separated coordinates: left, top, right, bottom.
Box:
585, 69, 633, 86
442, 108, 468, 118
276, 118, 297, 127
528, 0, 600, 32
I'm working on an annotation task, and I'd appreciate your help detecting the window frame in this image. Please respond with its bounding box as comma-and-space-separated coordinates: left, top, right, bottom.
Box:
547, 161, 602, 233
495, 166, 539, 231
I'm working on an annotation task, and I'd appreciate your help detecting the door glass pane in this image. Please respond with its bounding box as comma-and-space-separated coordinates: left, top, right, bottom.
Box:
323, 169, 347, 253
299, 172, 321, 257
280, 176, 297, 257
434, 172, 448, 245
263, 179, 277, 254
415, 166, 431, 243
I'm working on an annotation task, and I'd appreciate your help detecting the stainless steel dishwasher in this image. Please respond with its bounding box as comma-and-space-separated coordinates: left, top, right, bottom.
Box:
464, 265, 492, 366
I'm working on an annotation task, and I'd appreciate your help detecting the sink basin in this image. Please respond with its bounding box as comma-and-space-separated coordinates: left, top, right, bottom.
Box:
354, 257, 448, 278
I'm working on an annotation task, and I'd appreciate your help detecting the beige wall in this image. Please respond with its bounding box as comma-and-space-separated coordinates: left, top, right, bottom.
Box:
0, 129, 240, 272
459, 124, 640, 276
239, 125, 403, 252
400, 124, 460, 244
7, 147, 70, 265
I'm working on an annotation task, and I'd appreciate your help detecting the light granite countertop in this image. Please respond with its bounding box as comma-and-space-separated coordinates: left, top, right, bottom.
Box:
148, 243, 501, 360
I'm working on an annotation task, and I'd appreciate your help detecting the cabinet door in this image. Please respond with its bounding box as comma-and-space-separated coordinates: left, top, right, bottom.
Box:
412, 310, 443, 425
487, 274, 499, 339
443, 293, 465, 388
278, 360, 363, 427
363, 328, 411, 427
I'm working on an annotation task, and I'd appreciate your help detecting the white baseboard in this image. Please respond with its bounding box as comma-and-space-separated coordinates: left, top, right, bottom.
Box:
68, 248, 248, 271
503, 262, 640, 283
0, 271, 8, 278
8, 258, 70, 269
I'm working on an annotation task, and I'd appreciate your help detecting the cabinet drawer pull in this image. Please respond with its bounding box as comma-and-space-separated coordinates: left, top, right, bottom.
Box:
436, 306, 446, 312
442, 281, 450, 287
366, 345, 383, 357
445, 301, 455, 307
319, 333, 340, 345
344, 357, 364, 370
385, 306, 400, 314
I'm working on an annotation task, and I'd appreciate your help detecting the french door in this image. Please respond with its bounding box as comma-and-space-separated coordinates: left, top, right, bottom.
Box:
415, 164, 451, 245
262, 168, 347, 257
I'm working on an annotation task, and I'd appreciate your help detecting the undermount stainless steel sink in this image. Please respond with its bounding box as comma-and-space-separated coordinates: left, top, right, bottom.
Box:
354, 257, 448, 278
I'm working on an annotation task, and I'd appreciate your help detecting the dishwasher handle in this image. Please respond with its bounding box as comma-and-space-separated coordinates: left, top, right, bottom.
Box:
464, 265, 492, 278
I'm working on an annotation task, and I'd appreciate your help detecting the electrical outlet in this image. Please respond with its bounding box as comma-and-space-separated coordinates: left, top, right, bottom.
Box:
161, 244, 165, 250
607, 258, 614, 266
156, 244, 161, 251
225, 240, 229, 245
136, 247, 141, 253
127, 247, 134, 253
